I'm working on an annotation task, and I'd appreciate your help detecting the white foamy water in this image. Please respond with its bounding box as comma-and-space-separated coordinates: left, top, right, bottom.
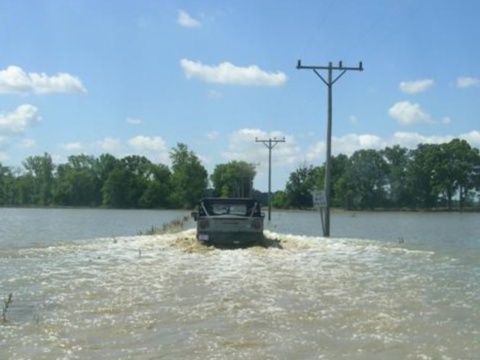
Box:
1, 224, 479, 359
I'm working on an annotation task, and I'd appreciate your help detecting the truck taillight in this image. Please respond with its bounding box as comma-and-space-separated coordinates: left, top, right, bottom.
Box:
252, 219, 262, 229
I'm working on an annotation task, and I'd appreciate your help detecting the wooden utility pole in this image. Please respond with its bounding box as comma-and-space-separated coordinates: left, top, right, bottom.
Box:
255, 137, 285, 221
296, 60, 363, 237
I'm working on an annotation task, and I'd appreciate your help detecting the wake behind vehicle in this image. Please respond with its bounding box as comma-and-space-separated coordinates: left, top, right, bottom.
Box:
191, 197, 265, 247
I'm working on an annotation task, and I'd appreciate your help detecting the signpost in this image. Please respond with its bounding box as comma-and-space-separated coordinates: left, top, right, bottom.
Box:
311, 190, 327, 236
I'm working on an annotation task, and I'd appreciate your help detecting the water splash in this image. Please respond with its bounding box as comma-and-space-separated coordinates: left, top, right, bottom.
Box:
1, 229, 478, 359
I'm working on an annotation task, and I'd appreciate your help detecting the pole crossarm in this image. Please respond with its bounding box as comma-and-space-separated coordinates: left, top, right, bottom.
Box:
255, 137, 285, 221
296, 59, 363, 237
255, 138, 285, 148
297, 60, 363, 72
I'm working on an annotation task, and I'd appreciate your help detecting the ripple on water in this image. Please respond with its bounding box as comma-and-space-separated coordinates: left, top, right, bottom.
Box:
1, 229, 479, 359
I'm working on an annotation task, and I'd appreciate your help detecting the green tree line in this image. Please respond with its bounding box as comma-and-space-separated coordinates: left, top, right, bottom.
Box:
0, 143, 208, 209
274, 138, 480, 211
1, 138, 479, 211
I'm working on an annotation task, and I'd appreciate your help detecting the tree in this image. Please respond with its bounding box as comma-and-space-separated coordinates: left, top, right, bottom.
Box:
333, 172, 356, 210
271, 190, 289, 208
22, 153, 55, 206
94, 154, 122, 183
0, 164, 14, 205
330, 154, 347, 208
407, 144, 440, 209
139, 163, 172, 208
169, 143, 208, 208
122, 155, 154, 206
210, 161, 256, 198
465, 148, 480, 207
101, 155, 159, 208
102, 166, 136, 208
343, 149, 388, 209
54, 154, 99, 206
285, 163, 322, 208
382, 145, 411, 208
434, 139, 480, 210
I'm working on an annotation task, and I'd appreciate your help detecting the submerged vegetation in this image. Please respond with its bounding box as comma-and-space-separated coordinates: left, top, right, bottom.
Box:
138, 215, 191, 235
0, 138, 479, 211
2, 293, 13, 323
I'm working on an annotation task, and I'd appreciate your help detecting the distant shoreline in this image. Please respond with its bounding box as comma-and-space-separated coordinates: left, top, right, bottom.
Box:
1, 205, 479, 213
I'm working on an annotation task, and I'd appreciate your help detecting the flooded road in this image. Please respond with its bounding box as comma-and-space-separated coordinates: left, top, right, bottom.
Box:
1, 209, 479, 359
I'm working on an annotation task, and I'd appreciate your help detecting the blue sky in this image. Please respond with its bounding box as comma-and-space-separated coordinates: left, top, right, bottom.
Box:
0, 0, 479, 191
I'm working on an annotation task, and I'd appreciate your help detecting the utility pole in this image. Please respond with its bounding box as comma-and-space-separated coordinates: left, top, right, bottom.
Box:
255, 137, 285, 221
297, 60, 363, 237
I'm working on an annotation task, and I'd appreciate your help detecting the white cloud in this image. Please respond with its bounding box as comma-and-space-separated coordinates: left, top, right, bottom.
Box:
459, 130, 480, 148
399, 79, 435, 94
127, 135, 167, 152
0, 127, 37, 164
390, 131, 480, 151
388, 101, 433, 125
456, 76, 479, 88
0, 104, 41, 133
177, 10, 202, 28
298, 131, 480, 175
17, 138, 36, 149
223, 128, 300, 166
219, 128, 301, 191
391, 132, 452, 148
59, 142, 84, 152
339, 134, 384, 150
206, 131, 219, 140
55, 136, 170, 164
208, 90, 223, 99
127, 135, 169, 163
96, 137, 123, 153
0, 150, 7, 162
0, 65, 87, 94
180, 59, 288, 86
223, 128, 264, 161
48, 136, 170, 165
333, 131, 480, 154
126, 117, 143, 125
306, 133, 385, 161
269, 130, 480, 176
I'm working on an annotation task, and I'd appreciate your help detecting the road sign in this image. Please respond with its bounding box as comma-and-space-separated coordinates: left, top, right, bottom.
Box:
312, 190, 327, 208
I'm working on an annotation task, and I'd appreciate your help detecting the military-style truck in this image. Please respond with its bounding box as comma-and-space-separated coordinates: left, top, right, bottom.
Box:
191, 198, 265, 247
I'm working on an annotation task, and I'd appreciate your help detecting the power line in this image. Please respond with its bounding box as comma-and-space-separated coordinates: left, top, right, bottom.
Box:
296, 60, 363, 237
255, 137, 285, 221
298, 0, 335, 59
